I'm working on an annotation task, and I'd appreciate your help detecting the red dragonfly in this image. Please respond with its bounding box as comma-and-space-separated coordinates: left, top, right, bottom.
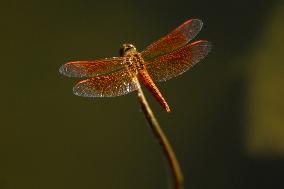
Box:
59, 19, 211, 112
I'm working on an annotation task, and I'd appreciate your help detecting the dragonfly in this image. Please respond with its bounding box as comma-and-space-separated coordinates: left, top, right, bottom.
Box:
59, 18, 211, 112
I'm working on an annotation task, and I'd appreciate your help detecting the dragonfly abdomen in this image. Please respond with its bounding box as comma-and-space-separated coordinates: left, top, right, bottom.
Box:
138, 69, 171, 112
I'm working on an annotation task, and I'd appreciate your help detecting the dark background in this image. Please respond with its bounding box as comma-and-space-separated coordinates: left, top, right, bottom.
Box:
1, 0, 284, 189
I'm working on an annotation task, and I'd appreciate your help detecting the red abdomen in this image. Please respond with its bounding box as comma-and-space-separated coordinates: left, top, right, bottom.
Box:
138, 69, 171, 112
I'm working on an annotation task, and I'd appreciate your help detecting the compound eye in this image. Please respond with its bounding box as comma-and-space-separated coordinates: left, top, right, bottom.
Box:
125, 46, 132, 52
119, 44, 135, 56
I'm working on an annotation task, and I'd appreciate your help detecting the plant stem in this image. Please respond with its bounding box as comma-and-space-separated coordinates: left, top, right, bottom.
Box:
137, 84, 184, 189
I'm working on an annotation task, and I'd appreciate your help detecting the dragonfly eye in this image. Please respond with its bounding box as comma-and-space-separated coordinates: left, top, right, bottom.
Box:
119, 44, 136, 56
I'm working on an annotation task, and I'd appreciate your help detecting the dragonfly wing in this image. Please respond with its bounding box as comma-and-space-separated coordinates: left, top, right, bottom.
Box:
59, 57, 125, 78
141, 19, 203, 60
73, 70, 139, 97
146, 40, 211, 82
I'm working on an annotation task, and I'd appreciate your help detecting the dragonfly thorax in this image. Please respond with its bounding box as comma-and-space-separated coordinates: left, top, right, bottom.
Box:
119, 44, 137, 57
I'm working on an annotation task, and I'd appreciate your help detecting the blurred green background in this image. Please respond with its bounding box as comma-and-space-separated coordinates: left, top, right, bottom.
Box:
1, 0, 284, 189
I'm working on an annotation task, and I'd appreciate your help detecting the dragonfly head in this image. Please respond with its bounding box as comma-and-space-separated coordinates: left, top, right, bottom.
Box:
119, 44, 137, 56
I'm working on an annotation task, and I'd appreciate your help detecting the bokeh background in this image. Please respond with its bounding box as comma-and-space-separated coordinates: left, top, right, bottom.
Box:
1, 0, 284, 189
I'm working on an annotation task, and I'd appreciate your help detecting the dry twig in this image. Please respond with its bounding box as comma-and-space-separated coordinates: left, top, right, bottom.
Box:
137, 83, 184, 189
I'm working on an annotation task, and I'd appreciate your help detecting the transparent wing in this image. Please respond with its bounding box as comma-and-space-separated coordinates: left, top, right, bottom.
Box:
141, 19, 203, 61
59, 57, 125, 78
146, 40, 211, 82
73, 70, 139, 97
